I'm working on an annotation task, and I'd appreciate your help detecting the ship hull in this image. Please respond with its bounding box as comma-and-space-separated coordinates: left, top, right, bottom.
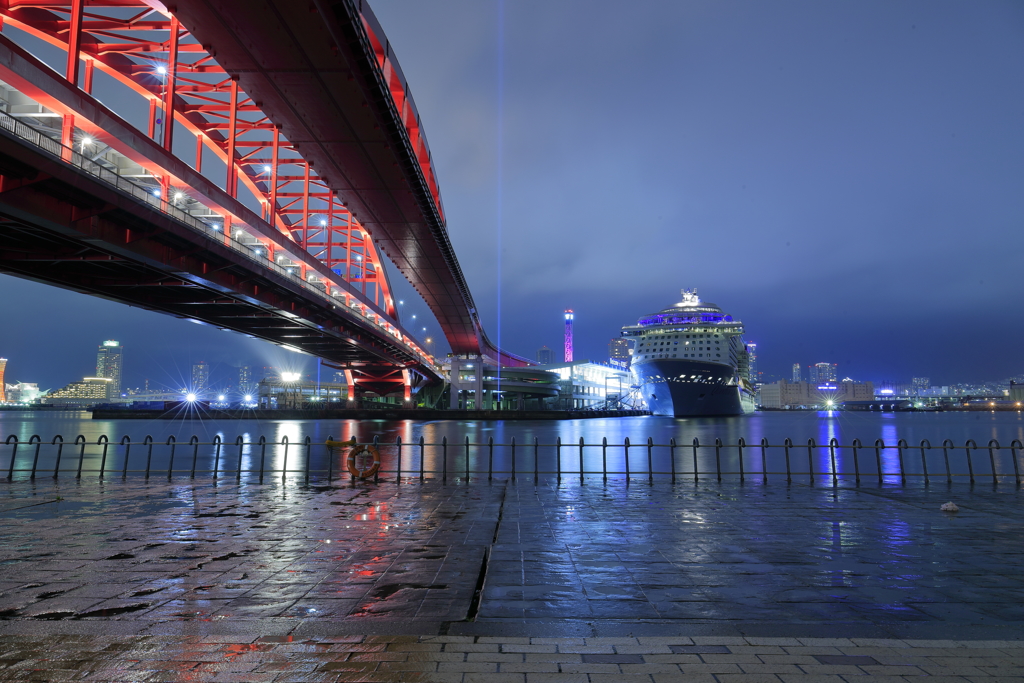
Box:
632, 358, 754, 417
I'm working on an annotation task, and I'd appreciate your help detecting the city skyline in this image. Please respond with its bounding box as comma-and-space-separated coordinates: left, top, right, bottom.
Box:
0, 1, 1022, 387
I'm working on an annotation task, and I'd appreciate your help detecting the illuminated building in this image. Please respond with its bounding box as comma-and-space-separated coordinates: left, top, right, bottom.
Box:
46, 377, 112, 406
758, 379, 874, 409
95, 341, 123, 400
608, 338, 632, 367
238, 365, 252, 393
536, 346, 554, 365
792, 363, 802, 383
192, 361, 209, 395
912, 377, 930, 395
808, 362, 837, 383
747, 342, 758, 383
564, 309, 574, 362
0, 358, 6, 402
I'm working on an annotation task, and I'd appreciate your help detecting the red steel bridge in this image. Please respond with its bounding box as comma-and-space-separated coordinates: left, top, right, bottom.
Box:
0, 0, 528, 399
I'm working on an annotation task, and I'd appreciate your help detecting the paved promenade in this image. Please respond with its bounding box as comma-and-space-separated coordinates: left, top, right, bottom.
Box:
1, 477, 1022, 680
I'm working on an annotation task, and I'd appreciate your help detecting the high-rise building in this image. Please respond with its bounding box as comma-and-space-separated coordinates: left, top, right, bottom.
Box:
192, 361, 209, 395
747, 342, 758, 383
792, 363, 802, 383
809, 362, 837, 384
536, 346, 554, 365
564, 309, 574, 362
238, 365, 252, 393
95, 341, 123, 400
46, 377, 112, 405
912, 377, 930, 395
608, 338, 632, 365
0, 357, 7, 402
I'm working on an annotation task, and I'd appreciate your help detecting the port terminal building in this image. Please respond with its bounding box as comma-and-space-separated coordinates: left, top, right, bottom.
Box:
758, 379, 874, 409
447, 357, 632, 411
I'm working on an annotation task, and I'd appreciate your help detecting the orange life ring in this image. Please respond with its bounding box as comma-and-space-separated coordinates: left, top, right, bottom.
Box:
346, 444, 380, 479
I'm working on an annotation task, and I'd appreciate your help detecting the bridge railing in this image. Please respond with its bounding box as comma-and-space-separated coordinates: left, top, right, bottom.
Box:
2, 434, 1021, 487
0, 109, 437, 370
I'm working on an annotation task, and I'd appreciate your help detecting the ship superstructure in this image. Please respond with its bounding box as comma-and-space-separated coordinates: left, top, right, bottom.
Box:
621, 289, 755, 416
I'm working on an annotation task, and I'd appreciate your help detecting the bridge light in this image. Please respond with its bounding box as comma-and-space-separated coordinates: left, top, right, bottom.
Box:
244, 395, 252, 402
320, 219, 327, 226
263, 165, 272, 174
185, 393, 197, 402
174, 192, 184, 201
156, 65, 167, 75
152, 189, 161, 197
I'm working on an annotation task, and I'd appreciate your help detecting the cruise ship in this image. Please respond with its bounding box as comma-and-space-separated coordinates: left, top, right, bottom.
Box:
621, 290, 755, 417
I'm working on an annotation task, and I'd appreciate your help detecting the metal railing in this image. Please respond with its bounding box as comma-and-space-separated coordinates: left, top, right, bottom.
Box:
2, 434, 1022, 486
0, 108, 437, 370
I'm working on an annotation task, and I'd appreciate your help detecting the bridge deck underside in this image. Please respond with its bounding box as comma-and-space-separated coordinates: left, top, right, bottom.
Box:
0, 125, 435, 389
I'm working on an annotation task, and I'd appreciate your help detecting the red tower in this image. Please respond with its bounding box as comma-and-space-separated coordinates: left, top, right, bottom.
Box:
564, 310, 574, 362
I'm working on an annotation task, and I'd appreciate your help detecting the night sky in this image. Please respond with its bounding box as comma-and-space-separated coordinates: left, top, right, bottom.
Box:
1, 0, 1022, 392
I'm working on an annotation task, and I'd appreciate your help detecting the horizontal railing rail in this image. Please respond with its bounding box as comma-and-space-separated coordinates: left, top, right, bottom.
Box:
2, 434, 1022, 487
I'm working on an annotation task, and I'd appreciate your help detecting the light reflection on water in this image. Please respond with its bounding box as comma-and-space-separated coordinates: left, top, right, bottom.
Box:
1, 410, 1022, 480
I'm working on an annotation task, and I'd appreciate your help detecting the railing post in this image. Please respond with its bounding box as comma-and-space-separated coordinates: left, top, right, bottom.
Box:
670, 438, 677, 484
373, 435, 380, 483
442, 436, 448, 483
396, 436, 402, 484
920, 439, 930, 486
965, 439, 976, 485
874, 439, 884, 484
165, 435, 176, 481
784, 438, 792, 483
511, 437, 516, 483
465, 436, 471, 483
806, 438, 815, 484
52, 435, 64, 479
304, 436, 312, 485
647, 437, 654, 484
988, 440, 1000, 485
624, 437, 631, 483
488, 436, 493, 481
189, 436, 199, 479
577, 437, 585, 485
98, 435, 110, 479
235, 436, 245, 481
556, 437, 562, 483
75, 435, 87, 479
714, 438, 722, 482
693, 437, 700, 483
737, 437, 745, 483
143, 435, 153, 480
759, 438, 768, 484
852, 438, 861, 485
1011, 439, 1022, 487
602, 437, 608, 483
419, 436, 425, 482
941, 439, 953, 484
896, 439, 907, 485
258, 435, 267, 484
5, 435, 19, 480
829, 438, 838, 487
534, 437, 539, 484
281, 435, 290, 483
120, 436, 132, 479
29, 435, 41, 480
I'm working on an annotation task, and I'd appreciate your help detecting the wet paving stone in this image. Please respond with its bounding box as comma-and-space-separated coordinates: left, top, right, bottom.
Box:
0, 477, 1023, 679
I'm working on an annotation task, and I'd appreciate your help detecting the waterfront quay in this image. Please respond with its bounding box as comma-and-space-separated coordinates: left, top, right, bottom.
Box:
1, 475, 1023, 681
90, 408, 649, 421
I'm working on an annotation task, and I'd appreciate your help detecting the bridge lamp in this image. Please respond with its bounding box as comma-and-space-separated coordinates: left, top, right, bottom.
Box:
156, 65, 167, 75
320, 219, 327, 227
152, 189, 161, 197
173, 192, 184, 202
244, 395, 253, 402
80, 136, 93, 152
185, 393, 197, 402
263, 165, 272, 174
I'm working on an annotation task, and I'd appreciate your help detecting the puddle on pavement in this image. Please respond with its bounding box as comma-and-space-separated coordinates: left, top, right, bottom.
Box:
370, 583, 448, 600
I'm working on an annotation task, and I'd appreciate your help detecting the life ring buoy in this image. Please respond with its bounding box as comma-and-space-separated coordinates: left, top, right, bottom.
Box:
346, 444, 380, 479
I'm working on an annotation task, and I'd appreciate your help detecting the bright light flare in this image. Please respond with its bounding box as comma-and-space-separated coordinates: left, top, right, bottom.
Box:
281, 372, 301, 382
185, 393, 197, 402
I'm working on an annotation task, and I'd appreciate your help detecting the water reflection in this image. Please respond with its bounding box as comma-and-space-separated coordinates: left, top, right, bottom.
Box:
2, 410, 1024, 481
